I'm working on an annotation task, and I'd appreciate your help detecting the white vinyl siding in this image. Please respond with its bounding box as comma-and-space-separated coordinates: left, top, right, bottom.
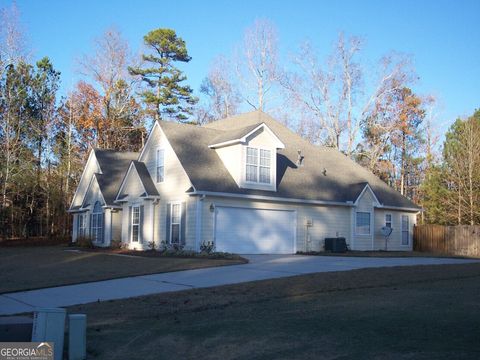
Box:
373, 210, 415, 251
111, 211, 122, 242
245, 147, 271, 184
356, 212, 371, 235
402, 215, 409, 245
202, 196, 351, 253
156, 148, 165, 183
70, 151, 101, 208
132, 206, 140, 242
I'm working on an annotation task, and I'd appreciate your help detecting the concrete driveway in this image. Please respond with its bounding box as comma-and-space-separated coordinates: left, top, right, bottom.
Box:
0, 254, 477, 315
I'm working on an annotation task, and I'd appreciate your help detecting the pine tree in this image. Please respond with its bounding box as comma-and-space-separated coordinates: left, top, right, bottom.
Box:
129, 28, 198, 122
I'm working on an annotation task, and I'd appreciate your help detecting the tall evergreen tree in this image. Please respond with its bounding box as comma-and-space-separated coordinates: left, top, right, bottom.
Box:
442, 112, 480, 225
418, 165, 449, 224
129, 28, 198, 122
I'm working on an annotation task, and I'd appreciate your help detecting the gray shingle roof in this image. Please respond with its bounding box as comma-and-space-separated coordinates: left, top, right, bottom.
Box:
93, 149, 139, 205
131, 161, 159, 197
160, 111, 420, 209
209, 122, 264, 146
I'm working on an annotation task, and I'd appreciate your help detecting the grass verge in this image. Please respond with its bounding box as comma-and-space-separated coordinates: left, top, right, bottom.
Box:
0, 245, 246, 294
68, 263, 480, 359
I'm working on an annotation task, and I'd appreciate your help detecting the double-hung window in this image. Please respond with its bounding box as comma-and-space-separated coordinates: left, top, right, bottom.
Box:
356, 212, 371, 235
132, 206, 140, 242
91, 201, 103, 243
170, 203, 181, 244
401, 215, 409, 245
246, 147, 271, 184
156, 149, 165, 183
385, 214, 392, 229
77, 214, 86, 238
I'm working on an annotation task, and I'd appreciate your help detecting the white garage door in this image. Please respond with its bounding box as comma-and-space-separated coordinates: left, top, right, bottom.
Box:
215, 207, 296, 254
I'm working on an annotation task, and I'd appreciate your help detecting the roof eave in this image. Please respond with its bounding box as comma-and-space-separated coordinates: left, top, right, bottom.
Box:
187, 190, 355, 207
375, 204, 422, 213
208, 123, 285, 149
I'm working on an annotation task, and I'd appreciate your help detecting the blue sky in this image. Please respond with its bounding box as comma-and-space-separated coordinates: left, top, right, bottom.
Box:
4, 0, 480, 131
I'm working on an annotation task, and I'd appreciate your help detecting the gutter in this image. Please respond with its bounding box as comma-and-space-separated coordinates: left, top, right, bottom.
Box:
375, 205, 423, 213
186, 190, 355, 207
186, 190, 423, 213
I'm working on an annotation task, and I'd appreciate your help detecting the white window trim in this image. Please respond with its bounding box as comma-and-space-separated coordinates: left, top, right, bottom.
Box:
131, 205, 140, 243
169, 202, 182, 244
78, 214, 86, 238
244, 146, 273, 185
385, 213, 392, 229
156, 148, 165, 183
355, 211, 371, 236
91, 202, 103, 243
401, 214, 410, 246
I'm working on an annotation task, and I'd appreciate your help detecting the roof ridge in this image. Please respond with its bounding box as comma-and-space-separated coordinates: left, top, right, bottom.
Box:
157, 120, 225, 137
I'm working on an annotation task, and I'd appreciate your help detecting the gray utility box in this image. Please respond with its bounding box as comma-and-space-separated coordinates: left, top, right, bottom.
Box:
324, 237, 347, 253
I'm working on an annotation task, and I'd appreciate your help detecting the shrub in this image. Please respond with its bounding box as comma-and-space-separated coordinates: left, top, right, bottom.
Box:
110, 239, 122, 249
159, 242, 185, 252
158, 240, 167, 252
200, 241, 215, 254
76, 236, 94, 249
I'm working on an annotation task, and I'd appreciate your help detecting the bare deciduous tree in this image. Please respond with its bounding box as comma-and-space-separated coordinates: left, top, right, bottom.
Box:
284, 34, 417, 160
235, 19, 282, 111
0, 1, 29, 66
198, 56, 241, 122
78, 28, 144, 149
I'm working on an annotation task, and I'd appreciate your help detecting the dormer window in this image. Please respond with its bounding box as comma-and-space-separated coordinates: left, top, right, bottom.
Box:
246, 147, 271, 184
208, 123, 284, 192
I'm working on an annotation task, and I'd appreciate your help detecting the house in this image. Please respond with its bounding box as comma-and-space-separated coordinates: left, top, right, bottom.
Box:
69, 111, 420, 254
69, 149, 138, 245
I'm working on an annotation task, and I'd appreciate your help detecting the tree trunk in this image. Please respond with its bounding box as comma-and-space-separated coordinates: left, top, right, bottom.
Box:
400, 132, 406, 196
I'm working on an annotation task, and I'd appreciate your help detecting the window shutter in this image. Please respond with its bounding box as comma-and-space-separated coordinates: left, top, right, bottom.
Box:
166, 204, 171, 243
74, 215, 79, 239
101, 212, 105, 243
181, 202, 186, 245
89, 214, 93, 238
139, 205, 144, 243
128, 206, 132, 243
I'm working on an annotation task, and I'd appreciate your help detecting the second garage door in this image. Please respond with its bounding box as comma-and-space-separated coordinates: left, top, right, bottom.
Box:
215, 207, 296, 254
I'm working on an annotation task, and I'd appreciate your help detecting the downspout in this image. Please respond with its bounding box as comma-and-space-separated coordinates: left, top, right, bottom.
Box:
152, 199, 159, 249
195, 195, 204, 252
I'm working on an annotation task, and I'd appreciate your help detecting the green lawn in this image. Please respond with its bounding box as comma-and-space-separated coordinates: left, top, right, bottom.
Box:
68, 263, 480, 360
298, 250, 474, 258
0, 246, 246, 294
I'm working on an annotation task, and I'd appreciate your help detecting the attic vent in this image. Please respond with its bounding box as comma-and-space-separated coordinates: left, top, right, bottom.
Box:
297, 150, 305, 167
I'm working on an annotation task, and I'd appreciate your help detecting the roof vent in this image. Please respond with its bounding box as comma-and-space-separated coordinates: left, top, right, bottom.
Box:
297, 150, 305, 167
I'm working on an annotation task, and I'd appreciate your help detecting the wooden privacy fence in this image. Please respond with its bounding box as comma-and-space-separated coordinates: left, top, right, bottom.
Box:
414, 225, 480, 257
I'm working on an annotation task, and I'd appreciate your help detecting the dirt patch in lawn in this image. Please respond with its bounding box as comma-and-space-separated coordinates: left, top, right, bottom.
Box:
68, 263, 480, 360
0, 246, 246, 294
